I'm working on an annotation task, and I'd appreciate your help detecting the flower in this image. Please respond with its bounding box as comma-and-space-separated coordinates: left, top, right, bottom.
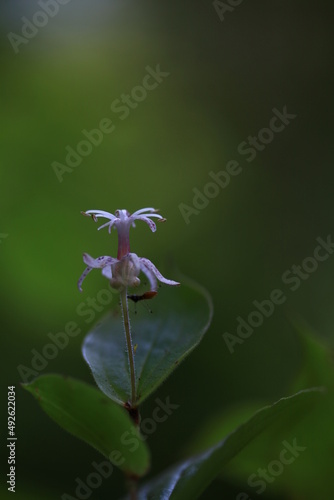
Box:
78, 207, 180, 294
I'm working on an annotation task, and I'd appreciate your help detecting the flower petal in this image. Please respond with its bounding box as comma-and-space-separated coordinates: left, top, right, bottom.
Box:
78, 255, 118, 291
131, 207, 158, 217
135, 216, 157, 232
96, 220, 117, 233
139, 261, 158, 291
77, 266, 93, 292
139, 258, 180, 287
83, 253, 117, 268
84, 210, 117, 221
102, 266, 113, 280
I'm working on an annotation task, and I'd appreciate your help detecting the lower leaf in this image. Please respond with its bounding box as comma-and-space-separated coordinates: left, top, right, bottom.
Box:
24, 374, 150, 477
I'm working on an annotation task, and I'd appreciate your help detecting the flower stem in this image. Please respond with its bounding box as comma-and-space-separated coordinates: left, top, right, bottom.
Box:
120, 288, 136, 406
130, 482, 138, 500
125, 475, 138, 500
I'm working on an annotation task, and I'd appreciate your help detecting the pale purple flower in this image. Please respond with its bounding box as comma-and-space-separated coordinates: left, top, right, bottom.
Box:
78, 207, 180, 294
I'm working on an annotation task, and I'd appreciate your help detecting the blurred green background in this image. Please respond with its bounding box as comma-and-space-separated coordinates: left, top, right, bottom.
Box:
1, 1, 334, 498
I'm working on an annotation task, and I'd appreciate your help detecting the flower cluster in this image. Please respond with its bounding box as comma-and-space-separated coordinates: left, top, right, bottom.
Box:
78, 207, 180, 296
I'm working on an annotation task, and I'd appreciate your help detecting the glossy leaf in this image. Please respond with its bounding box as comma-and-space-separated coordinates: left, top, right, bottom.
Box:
82, 275, 213, 406
186, 324, 334, 499
129, 388, 323, 500
23, 375, 150, 476
201, 321, 334, 500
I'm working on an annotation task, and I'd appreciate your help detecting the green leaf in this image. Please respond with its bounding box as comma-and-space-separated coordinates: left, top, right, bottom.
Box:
291, 319, 334, 390
23, 375, 150, 476
186, 323, 334, 499
130, 388, 323, 500
82, 275, 213, 406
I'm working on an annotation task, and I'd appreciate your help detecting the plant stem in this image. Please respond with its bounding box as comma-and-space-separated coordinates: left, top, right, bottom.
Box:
130, 486, 138, 500
126, 475, 138, 500
120, 288, 136, 406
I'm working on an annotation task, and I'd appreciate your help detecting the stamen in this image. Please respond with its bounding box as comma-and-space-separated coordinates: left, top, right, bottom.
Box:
81, 211, 97, 222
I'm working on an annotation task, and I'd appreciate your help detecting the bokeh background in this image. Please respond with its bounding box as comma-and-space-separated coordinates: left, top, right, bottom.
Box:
1, 1, 334, 498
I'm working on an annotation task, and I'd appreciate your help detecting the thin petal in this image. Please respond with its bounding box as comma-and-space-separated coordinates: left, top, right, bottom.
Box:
83, 253, 117, 268
102, 266, 113, 280
135, 216, 157, 232
138, 214, 165, 220
132, 210, 165, 222
139, 261, 158, 291
145, 214, 165, 219
96, 220, 117, 233
139, 258, 180, 286
84, 210, 117, 221
77, 266, 93, 292
131, 207, 158, 217
78, 255, 118, 291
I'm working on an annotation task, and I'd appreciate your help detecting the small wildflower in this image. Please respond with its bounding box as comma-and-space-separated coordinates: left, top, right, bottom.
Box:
78, 207, 180, 294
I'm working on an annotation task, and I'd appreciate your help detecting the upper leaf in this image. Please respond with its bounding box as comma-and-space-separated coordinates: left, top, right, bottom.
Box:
82, 275, 213, 406
23, 374, 150, 477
